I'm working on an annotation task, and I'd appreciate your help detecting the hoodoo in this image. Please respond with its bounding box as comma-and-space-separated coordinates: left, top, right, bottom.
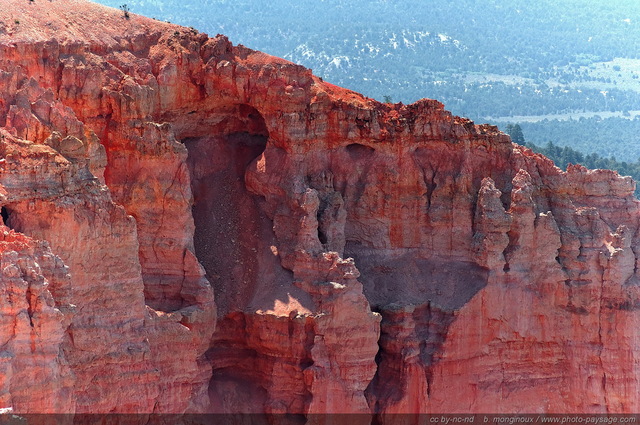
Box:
0, 0, 638, 420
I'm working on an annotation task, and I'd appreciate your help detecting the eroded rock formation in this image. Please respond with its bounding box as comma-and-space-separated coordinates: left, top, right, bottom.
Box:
0, 0, 638, 420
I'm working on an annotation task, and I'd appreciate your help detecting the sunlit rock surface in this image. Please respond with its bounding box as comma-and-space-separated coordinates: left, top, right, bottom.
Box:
0, 0, 638, 418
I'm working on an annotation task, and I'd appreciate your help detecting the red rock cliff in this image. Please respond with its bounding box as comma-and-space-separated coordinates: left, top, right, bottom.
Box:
0, 0, 638, 419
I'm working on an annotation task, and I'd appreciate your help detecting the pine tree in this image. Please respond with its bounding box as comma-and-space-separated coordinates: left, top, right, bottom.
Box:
505, 123, 525, 144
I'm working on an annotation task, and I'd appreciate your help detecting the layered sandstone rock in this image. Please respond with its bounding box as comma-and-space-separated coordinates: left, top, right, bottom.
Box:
0, 222, 74, 413
0, 0, 638, 420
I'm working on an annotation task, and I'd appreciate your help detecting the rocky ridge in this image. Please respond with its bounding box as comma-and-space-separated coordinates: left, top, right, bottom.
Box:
0, 0, 638, 420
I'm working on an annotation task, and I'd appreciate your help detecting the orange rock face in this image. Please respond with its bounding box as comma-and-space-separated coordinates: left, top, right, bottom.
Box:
0, 0, 638, 419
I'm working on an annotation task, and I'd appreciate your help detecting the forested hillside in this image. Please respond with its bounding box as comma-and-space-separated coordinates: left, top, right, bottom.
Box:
517, 117, 640, 159
95, 0, 640, 168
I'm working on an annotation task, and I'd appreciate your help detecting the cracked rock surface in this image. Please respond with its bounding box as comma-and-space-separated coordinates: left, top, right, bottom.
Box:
0, 0, 638, 418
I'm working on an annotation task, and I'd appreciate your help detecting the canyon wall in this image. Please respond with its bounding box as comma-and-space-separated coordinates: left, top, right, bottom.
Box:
0, 0, 638, 420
